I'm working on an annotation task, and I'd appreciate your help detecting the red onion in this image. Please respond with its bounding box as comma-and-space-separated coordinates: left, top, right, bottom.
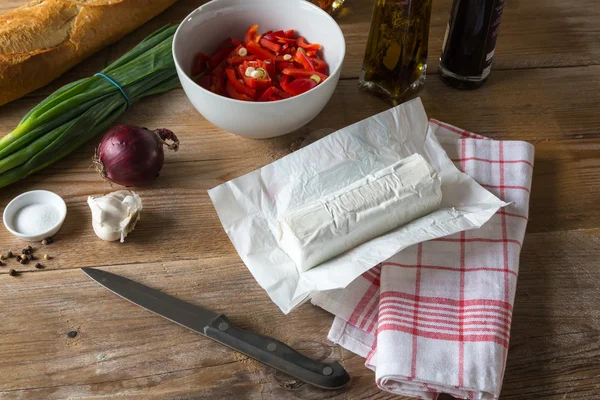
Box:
94, 125, 179, 187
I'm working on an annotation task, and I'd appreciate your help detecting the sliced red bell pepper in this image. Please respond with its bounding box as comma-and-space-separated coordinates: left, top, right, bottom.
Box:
238, 61, 272, 91
196, 74, 211, 90
309, 57, 328, 72
275, 36, 297, 44
213, 37, 233, 54
246, 41, 275, 60
306, 50, 317, 57
279, 74, 292, 94
244, 25, 258, 45
263, 30, 284, 42
227, 55, 258, 65
225, 68, 256, 98
259, 38, 282, 53
281, 67, 328, 81
258, 86, 276, 101
209, 46, 234, 69
232, 38, 242, 47
209, 66, 225, 94
192, 52, 210, 76
295, 50, 315, 71
226, 80, 252, 101
264, 58, 276, 78
276, 61, 296, 72
297, 36, 322, 51
285, 77, 317, 96
272, 87, 291, 99
284, 29, 296, 38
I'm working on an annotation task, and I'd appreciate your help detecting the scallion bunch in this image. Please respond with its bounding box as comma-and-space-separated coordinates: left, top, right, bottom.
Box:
0, 24, 181, 188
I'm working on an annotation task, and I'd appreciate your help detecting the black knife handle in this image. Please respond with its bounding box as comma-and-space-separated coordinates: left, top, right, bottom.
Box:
204, 315, 350, 390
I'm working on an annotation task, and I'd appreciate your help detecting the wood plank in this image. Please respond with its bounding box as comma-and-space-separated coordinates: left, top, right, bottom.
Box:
3, 0, 600, 100
0, 229, 598, 399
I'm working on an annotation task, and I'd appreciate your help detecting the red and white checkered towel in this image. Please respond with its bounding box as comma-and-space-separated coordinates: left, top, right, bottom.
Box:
312, 120, 534, 400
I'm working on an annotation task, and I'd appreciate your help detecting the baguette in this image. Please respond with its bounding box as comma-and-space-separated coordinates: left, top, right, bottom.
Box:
0, 0, 177, 106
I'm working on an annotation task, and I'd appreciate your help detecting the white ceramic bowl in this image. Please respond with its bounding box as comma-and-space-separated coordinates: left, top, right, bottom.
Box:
3, 190, 67, 242
173, 0, 345, 139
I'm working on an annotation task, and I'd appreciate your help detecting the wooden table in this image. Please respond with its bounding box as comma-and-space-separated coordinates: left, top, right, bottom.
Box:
1, 0, 599, 399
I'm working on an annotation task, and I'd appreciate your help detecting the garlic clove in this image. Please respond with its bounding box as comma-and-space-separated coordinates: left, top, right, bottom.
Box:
88, 190, 142, 242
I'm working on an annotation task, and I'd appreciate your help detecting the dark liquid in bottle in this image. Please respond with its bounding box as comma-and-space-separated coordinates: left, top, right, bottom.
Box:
439, 0, 504, 89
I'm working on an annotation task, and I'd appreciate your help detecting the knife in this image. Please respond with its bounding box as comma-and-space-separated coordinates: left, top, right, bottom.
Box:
82, 268, 350, 390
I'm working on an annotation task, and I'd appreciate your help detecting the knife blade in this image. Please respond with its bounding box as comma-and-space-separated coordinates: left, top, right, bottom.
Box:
82, 268, 350, 390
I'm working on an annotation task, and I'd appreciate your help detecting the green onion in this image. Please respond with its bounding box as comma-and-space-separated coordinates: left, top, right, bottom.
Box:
310, 74, 322, 84
0, 25, 181, 188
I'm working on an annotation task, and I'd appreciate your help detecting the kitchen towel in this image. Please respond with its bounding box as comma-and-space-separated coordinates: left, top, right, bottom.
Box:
312, 120, 534, 400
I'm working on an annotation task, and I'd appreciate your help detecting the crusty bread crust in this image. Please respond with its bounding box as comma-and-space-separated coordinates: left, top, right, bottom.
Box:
0, 0, 177, 106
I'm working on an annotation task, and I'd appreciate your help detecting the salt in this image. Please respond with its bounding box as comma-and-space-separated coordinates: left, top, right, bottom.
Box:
13, 204, 60, 235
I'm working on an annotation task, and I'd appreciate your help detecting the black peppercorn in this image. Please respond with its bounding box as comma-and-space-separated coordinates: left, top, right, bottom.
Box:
35, 263, 43, 269
8, 269, 17, 277
16, 255, 22, 262
46, 237, 54, 244
67, 330, 78, 338
22, 249, 31, 256
26, 245, 32, 251
7, 251, 13, 258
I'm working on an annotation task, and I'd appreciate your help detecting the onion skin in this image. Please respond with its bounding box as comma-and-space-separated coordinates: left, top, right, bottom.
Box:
94, 125, 179, 187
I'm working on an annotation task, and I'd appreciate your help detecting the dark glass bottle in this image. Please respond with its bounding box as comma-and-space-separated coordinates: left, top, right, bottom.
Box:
439, 0, 505, 89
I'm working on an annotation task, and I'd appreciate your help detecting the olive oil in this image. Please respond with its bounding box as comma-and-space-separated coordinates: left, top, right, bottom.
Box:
359, 0, 432, 105
307, 0, 346, 15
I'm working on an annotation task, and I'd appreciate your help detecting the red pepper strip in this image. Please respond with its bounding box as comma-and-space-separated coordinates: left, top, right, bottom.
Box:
309, 57, 327, 72
196, 74, 211, 90
246, 41, 275, 59
264, 58, 276, 78
306, 50, 317, 57
272, 87, 291, 99
281, 43, 289, 52
192, 52, 210, 76
281, 67, 328, 81
297, 36, 322, 51
263, 30, 285, 41
244, 25, 258, 45
284, 29, 295, 38
213, 37, 233, 54
269, 95, 283, 101
253, 33, 263, 44
259, 38, 282, 53
279, 74, 293, 95
276, 61, 296, 71
258, 86, 276, 101
226, 68, 256, 97
209, 46, 234, 69
226, 80, 252, 101
227, 55, 258, 65
285, 77, 318, 95
275, 36, 297, 44
232, 38, 242, 47
209, 67, 225, 94
295, 50, 315, 71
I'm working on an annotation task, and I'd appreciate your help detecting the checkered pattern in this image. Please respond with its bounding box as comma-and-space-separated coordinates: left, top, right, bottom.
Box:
312, 120, 534, 400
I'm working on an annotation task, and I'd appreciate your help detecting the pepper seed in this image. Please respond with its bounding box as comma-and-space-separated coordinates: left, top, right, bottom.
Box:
44, 254, 50, 260
8, 269, 17, 277
41, 239, 48, 245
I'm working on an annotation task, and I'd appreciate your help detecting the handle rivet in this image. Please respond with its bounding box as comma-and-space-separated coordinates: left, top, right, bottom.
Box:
218, 322, 229, 331
267, 343, 277, 351
323, 366, 333, 376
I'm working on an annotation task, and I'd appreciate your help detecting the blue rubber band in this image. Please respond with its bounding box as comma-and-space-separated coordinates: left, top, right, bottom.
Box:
94, 73, 130, 108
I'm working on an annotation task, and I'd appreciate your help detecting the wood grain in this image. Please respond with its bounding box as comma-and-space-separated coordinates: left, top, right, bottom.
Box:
1, 0, 600, 399
0, 230, 598, 399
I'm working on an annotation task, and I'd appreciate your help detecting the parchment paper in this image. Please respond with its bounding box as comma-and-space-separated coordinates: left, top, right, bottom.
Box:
209, 98, 507, 313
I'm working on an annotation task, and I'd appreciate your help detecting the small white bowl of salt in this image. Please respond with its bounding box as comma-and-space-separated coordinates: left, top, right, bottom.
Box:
3, 190, 67, 242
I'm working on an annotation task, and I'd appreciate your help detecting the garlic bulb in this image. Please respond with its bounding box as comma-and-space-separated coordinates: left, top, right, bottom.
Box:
87, 190, 142, 242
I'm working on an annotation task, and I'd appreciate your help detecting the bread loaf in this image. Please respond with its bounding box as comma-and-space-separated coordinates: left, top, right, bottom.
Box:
0, 0, 177, 106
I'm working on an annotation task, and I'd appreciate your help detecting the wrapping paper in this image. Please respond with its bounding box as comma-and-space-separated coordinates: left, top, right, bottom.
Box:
209, 99, 506, 313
